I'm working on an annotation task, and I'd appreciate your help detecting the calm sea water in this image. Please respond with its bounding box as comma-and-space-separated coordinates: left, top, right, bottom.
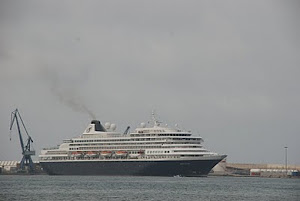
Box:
0, 175, 299, 201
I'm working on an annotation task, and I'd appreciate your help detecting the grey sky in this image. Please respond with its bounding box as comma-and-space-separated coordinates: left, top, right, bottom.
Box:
0, 0, 299, 165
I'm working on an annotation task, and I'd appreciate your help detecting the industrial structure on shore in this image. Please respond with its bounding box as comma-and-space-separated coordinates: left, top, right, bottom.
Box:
0, 161, 44, 174
211, 160, 300, 178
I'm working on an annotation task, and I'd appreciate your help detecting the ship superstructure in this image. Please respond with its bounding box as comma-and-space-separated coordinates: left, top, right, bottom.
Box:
39, 115, 226, 176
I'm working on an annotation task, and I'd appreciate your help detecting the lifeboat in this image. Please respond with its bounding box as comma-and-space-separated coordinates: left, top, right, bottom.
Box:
101, 151, 112, 157
71, 151, 82, 157
86, 151, 98, 157
115, 151, 128, 156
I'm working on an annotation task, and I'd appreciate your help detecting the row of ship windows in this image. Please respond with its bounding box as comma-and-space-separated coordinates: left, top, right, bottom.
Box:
69, 142, 201, 146
147, 151, 170, 154
69, 146, 200, 150
132, 133, 190, 136
129, 138, 198, 141
174, 150, 208, 152
41, 156, 182, 160
45, 150, 206, 155
45, 151, 67, 155
41, 155, 204, 161
73, 138, 201, 143
45, 151, 141, 155
136, 130, 166, 133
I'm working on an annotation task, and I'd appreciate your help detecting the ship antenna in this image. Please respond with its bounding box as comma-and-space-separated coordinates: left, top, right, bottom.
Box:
152, 110, 160, 126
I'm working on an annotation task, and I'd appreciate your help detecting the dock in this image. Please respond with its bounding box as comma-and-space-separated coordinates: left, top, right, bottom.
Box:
211, 160, 300, 178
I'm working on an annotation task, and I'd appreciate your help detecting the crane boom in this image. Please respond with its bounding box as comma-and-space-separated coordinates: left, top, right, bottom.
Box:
9, 109, 35, 173
123, 126, 130, 135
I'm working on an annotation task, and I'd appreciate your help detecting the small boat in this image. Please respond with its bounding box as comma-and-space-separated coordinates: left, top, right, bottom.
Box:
86, 151, 98, 157
71, 152, 82, 157
115, 151, 128, 156
101, 151, 112, 157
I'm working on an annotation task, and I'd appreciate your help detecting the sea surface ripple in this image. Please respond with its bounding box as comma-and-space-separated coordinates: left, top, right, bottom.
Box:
0, 175, 299, 201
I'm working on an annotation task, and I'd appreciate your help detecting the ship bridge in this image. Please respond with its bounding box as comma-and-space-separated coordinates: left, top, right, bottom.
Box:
131, 125, 193, 137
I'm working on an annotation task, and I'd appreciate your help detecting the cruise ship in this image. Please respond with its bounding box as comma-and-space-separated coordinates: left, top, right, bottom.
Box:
39, 115, 226, 176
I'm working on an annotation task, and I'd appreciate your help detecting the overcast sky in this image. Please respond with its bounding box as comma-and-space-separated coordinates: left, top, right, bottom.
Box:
0, 0, 299, 165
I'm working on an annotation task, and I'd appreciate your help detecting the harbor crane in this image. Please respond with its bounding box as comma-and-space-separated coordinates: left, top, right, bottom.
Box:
9, 109, 35, 173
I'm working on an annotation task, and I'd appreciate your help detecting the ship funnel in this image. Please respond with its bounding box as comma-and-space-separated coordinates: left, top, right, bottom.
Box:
91, 120, 106, 132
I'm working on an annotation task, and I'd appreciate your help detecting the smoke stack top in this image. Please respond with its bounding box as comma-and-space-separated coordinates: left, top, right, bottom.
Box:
91, 120, 106, 132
